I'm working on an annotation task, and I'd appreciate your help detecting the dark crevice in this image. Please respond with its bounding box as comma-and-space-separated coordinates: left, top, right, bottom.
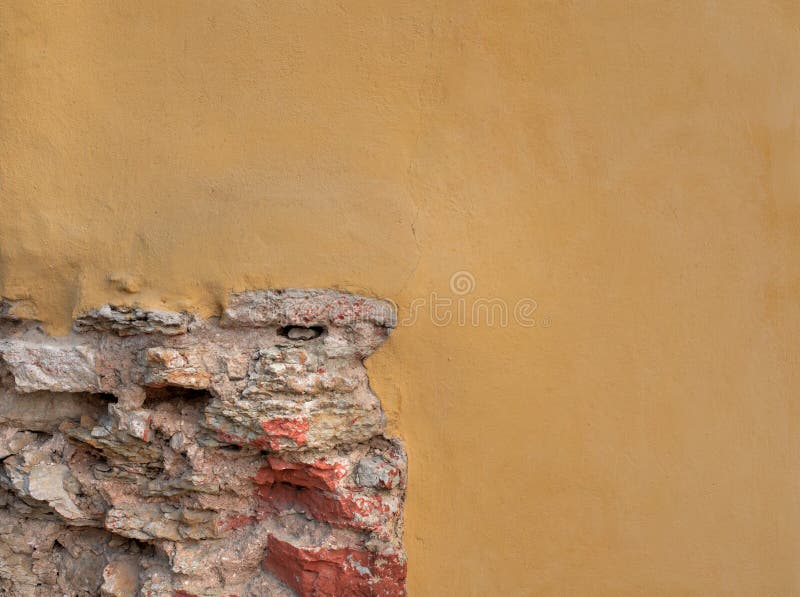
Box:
277, 325, 325, 341
143, 387, 212, 411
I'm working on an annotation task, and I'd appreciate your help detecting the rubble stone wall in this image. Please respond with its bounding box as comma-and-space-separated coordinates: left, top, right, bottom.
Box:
0, 290, 405, 596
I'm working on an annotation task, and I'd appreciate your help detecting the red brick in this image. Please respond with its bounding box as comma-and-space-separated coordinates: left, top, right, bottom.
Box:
253, 457, 346, 491
262, 535, 405, 597
259, 417, 309, 448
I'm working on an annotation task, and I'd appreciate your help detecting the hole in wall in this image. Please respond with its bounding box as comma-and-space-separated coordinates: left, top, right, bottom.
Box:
277, 325, 325, 341
142, 387, 212, 411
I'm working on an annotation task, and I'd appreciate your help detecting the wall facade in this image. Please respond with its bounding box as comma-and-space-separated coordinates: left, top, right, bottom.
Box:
1, 2, 799, 595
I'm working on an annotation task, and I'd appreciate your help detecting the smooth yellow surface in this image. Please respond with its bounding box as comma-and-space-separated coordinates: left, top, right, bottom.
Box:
2, 2, 799, 594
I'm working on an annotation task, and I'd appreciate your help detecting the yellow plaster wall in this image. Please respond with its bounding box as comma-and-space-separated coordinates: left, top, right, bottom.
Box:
2, 2, 799, 594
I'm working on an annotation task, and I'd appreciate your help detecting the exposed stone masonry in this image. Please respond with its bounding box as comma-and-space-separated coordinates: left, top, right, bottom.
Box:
0, 290, 406, 596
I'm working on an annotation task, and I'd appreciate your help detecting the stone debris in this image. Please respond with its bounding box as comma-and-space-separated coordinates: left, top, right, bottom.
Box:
284, 327, 322, 341
144, 347, 212, 390
74, 305, 192, 336
0, 342, 100, 394
0, 289, 406, 596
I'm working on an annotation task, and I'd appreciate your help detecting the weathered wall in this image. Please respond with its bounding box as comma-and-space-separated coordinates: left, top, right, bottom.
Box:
1, 1, 799, 595
0, 291, 407, 595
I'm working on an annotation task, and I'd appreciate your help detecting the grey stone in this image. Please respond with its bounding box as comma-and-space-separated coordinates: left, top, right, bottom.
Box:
74, 305, 191, 336
0, 341, 100, 393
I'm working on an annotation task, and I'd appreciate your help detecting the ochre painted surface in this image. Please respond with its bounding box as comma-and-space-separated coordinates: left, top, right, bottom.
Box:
1, 2, 799, 595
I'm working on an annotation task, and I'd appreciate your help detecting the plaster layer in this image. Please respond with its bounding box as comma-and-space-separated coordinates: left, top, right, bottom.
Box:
2, 3, 800, 595
0, 290, 405, 596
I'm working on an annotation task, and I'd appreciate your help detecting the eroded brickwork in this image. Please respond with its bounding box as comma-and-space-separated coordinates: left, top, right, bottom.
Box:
0, 290, 405, 596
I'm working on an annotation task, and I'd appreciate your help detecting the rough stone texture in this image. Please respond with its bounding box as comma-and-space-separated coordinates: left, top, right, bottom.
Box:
74, 306, 193, 337
0, 290, 405, 596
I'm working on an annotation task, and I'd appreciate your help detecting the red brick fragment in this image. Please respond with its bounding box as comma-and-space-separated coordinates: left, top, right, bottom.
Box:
255, 482, 390, 532
262, 535, 405, 597
253, 457, 346, 491
259, 417, 309, 448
